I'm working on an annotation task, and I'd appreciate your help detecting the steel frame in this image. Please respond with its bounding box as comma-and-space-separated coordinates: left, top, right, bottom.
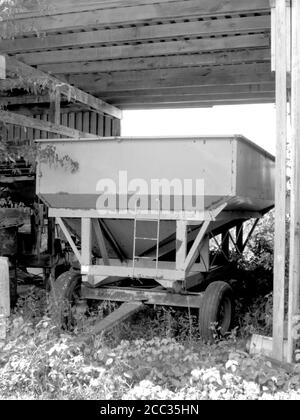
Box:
55, 202, 265, 293
81, 285, 204, 308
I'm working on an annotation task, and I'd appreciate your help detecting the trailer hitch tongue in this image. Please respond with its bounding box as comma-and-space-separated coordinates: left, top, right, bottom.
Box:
77, 301, 145, 344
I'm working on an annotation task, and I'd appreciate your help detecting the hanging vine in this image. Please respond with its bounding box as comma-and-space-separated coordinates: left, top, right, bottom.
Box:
38, 144, 79, 174
0, 0, 82, 171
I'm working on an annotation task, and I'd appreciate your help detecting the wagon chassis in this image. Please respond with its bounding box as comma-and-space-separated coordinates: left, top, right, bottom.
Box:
49, 201, 269, 337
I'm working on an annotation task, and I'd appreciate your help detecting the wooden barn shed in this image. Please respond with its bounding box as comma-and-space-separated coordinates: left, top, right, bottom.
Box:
0, 0, 298, 363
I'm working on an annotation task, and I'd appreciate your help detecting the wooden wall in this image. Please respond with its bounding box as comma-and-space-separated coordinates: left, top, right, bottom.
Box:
0, 110, 121, 146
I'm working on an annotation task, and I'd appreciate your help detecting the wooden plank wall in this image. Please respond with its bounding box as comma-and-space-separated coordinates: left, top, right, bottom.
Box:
0, 110, 121, 146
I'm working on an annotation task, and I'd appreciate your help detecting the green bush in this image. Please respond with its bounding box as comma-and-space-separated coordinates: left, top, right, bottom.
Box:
1, 312, 300, 400
240, 211, 275, 272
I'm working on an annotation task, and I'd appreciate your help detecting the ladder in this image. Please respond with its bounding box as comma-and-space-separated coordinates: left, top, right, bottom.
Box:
132, 201, 161, 279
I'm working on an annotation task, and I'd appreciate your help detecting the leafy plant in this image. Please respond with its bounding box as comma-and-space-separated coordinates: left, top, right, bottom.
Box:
38, 145, 79, 174
0, 0, 80, 166
1, 287, 300, 400
238, 211, 275, 272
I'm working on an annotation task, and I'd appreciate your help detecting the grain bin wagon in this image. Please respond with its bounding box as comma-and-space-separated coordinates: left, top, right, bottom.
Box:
36, 135, 275, 340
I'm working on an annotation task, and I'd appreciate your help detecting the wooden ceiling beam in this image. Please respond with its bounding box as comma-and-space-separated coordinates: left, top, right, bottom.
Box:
1, 15, 270, 54
118, 99, 275, 110
15, 34, 270, 66
37, 49, 271, 75
15, 0, 205, 18
84, 73, 275, 93
66, 63, 274, 92
0, 55, 122, 119
99, 83, 275, 99
0, 82, 275, 107
104, 92, 276, 105
15, 0, 270, 18
8, 0, 271, 35
4, 92, 275, 111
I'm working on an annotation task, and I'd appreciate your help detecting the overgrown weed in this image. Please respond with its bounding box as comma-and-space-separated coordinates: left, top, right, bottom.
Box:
1, 283, 300, 400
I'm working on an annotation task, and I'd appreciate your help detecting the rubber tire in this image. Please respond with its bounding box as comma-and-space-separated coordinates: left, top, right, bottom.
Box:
199, 281, 234, 342
49, 269, 82, 330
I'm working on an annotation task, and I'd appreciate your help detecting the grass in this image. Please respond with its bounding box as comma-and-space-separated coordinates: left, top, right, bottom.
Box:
0, 282, 300, 400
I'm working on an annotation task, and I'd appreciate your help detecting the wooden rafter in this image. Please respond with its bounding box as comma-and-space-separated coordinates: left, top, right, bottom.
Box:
14, 0, 270, 19
65, 63, 274, 94
0, 55, 122, 119
0, 82, 275, 107
38, 49, 271, 76
9, 0, 270, 35
0, 16, 271, 54
16, 34, 270, 66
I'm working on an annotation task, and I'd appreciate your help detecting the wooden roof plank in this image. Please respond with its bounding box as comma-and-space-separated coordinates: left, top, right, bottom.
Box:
15, 34, 270, 66
15, 0, 191, 18
0, 64, 274, 95
8, 0, 271, 35
65, 63, 273, 92
1, 15, 270, 54
37, 49, 271, 75
81, 73, 274, 92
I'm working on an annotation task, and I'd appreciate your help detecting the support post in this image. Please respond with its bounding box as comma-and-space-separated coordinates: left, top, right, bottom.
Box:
49, 89, 61, 127
287, 0, 300, 363
273, 0, 289, 361
81, 218, 92, 281
92, 219, 109, 265
241, 218, 260, 253
184, 221, 210, 274
0, 55, 6, 79
175, 220, 187, 271
48, 89, 61, 279
47, 216, 56, 282
56, 217, 81, 263
236, 222, 244, 254
222, 231, 230, 260
0, 257, 10, 340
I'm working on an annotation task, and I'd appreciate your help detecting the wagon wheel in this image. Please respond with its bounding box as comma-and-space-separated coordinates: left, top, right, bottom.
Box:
199, 281, 234, 342
49, 269, 83, 330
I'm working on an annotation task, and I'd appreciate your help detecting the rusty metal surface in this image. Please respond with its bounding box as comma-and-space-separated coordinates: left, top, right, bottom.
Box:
81, 284, 204, 308
89, 301, 144, 336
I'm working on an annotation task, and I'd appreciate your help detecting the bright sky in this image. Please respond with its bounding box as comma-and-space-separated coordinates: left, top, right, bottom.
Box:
121, 104, 276, 155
